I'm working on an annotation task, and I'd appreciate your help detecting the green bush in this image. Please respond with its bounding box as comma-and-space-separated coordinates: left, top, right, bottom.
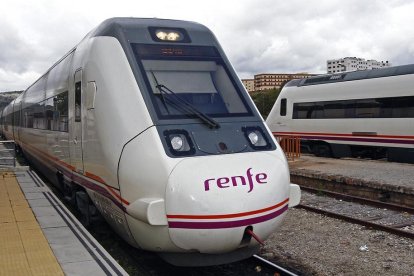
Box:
250, 88, 281, 119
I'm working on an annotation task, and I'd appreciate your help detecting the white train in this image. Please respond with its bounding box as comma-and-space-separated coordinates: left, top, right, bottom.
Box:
0, 18, 300, 266
267, 65, 414, 163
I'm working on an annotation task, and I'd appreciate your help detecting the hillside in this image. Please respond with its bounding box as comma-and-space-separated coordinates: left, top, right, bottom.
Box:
0, 91, 23, 111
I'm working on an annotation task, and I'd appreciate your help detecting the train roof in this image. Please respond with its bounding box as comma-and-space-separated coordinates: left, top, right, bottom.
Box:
21, 18, 215, 95
88, 17, 209, 40
285, 63, 414, 87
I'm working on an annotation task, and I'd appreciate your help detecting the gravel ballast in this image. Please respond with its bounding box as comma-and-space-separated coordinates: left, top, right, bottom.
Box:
261, 208, 414, 275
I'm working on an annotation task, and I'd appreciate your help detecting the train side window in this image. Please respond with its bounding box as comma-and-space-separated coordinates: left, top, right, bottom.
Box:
391, 97, 414, 118
56, 91, 69, 132
309, 104, 324, 119
13, 110, 20, 127
33, 101, 45, 129
75, 82, 81, 122
45, 98, 54, 130
355, 99, 380, 118
324, 102, 346, 118
280, 98, 287, 116
293, 102, 308, 119
293, 96, 414, 119
24, 107, 34, 128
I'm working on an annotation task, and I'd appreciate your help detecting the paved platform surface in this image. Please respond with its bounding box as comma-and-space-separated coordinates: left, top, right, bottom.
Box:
290, 155, 414, 195
0, 169, 128, 276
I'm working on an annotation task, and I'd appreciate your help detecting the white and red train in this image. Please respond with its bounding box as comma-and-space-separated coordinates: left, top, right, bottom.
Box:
0, 18, 300, 266
267, 65, 414, 163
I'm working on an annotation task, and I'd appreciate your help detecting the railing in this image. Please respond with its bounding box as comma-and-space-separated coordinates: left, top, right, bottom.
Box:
0, 140, 16, 167
275, 136, 301, 160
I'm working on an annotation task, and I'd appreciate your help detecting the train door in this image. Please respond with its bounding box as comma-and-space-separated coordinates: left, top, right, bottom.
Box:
70, 69, 84, 174
275, 98, 288, 130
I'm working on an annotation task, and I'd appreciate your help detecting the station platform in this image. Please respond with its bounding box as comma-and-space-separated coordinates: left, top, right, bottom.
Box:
0, 168, 128, 276
290, 155, 414, 206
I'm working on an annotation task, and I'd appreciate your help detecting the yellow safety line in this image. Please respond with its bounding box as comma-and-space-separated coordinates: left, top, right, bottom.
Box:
0, 172, 64, 276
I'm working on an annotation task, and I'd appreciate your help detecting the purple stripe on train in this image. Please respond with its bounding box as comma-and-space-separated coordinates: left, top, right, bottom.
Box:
168, 204, 288, 229
303, 136, 414, 145
66, 171, 126, 212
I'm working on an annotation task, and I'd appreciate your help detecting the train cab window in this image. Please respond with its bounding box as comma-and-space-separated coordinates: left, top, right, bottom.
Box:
132, 44, 252, 120
143, 60, 234, 115
280, 98, 287, 116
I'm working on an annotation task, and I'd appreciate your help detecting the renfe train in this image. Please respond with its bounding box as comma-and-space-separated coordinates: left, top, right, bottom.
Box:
0, 18, 300, 266
267, 64, 414, 163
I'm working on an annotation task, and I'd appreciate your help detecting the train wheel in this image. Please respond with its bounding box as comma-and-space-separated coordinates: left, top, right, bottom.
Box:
75, 190, 99, 227
312, 144, 332, 157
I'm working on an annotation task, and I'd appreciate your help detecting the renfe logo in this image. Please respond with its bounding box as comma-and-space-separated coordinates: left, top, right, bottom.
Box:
204, 168, 267, 193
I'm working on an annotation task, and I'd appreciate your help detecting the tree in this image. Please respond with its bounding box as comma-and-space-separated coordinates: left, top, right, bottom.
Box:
250, 88, 281, 119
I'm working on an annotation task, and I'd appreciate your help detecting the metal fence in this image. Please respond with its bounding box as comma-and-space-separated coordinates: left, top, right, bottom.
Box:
275, 136, 301, 160
0, 140, 16, 167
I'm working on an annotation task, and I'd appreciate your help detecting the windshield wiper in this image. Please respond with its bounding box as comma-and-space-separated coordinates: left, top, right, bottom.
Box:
157, 84, 221, 129
150, 71, 170, 114
151, 72, 220, 129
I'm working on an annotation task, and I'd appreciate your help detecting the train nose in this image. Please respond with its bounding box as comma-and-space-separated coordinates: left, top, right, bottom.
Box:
165, 152, 290, 254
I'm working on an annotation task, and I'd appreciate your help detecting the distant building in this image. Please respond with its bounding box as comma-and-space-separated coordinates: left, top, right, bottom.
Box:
250, 73, 315, 92
241, 79, 255, 92
327, 57, 391, 74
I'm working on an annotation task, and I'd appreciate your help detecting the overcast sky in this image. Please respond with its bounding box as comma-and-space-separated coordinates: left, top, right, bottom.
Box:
1, 0, 414, 91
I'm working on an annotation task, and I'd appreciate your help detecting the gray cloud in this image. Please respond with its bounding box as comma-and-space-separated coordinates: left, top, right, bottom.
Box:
0, 18, 32, 73
0, 2, 94, 91
218, 0, 414, 77
1, 0, 414, 90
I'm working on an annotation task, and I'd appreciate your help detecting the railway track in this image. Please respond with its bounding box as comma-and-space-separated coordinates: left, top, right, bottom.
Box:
113, 233, 301, 275
298, 187, 414, 239
300, 186, 414, 213
252, 255, 299, 276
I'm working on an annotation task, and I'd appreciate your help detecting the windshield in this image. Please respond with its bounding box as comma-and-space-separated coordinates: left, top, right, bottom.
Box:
132, 44, 252, 119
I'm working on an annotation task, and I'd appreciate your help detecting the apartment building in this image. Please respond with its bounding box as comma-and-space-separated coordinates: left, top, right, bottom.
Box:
327, 57, 391, 73
241, 79, 255, 92
249, 73, 315, 91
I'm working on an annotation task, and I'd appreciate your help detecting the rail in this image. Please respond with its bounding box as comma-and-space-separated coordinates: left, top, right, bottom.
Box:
275, 135, 301, 160
298, 187, 414, 240
297, 203, 414, 239
253, 254, 299, 276
0, 140, 16, 167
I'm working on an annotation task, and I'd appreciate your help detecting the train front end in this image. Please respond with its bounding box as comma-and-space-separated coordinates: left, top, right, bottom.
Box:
163, 150, 294, 265
109, 19, 300, 265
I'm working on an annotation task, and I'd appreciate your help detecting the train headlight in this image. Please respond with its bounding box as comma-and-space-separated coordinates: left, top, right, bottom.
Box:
149, 27, 191, 43
242, 127, 271, 150
155, 31, 168, 40
167, 32, 181, 41
164, 130, 195, 156
248, 132, 259, 145
171, 136, 184, 151
155, 29, 182, 41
